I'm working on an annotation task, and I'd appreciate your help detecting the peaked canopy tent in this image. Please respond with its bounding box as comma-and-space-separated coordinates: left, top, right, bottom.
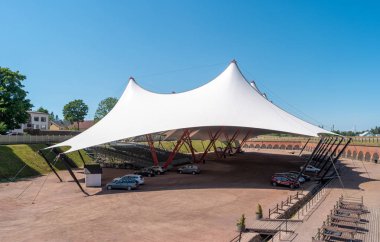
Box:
49, 60, 332, 155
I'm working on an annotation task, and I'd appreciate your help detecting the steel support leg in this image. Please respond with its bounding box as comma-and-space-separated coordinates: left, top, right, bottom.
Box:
239, 131, 251, 149
315, 137, 334, 162
146, 134, 159, 166
58, 154, 89, 196
318, 137, 344, 174
222, 129, 240, 157
162, 130, 188, 168
78, 150, 86, 165
38, 150, 62, 182
184, 131, 196, 162
296, 138, 323, 182
299, 138, 310, 156
320, 138, 351, 180
316, 137, 339, 168
198, 128, 223, 163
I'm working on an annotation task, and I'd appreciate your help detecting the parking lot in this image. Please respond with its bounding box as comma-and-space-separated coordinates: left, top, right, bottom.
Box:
0, 150, 313, 242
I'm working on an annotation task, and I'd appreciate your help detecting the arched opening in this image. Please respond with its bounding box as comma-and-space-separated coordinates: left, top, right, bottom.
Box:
286, 145, 293, 150
294, 145, 300, 150
358, 151, 364, 161
372, 153, 379, 163
268, 144, 273, 149
365, 152, 371, 162
280, 145, 285, 150
243, 144, 248, 148
353, 151, 357, 160
261, 144, 267, 149
249, 144, 254, 148
255, 144, 260, 148
274, 144, 279, 149
346, 150, 352, 158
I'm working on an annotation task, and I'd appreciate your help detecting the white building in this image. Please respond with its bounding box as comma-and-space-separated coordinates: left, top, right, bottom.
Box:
84, 164, 102, 187
12, 111, 49, 133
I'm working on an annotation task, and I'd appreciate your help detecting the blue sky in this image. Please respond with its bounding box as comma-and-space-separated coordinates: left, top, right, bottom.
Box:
1, 0, 379, 131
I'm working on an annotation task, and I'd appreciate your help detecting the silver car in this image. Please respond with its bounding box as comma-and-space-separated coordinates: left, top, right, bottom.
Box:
178, 164, 200, 175
106, 177, 138, 191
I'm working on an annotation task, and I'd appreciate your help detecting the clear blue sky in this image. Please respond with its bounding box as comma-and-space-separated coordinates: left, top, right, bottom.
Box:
1, 0, 379, 131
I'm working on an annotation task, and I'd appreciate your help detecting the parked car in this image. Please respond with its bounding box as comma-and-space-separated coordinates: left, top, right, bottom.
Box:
106, 177, 138, 190
300, 165, 320, 173
149, 166, 166, 175
122, 174, 144, 185
177, 164, 200, 175
287, 171, 311, 181
274, 172, 305, 183
271, 175, 300, 189
134, 168, 155, 177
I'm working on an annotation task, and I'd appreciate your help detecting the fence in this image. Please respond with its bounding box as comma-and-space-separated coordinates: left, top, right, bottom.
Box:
268, 190, 305, 219
0, 135, 74, 145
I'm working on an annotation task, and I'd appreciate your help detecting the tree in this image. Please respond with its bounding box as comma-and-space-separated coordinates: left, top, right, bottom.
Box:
371, 126, 380, 135
37, 107, 57, 121
63, 99, 88, 130
0, 67, 33, 134
94, 97, 118, 122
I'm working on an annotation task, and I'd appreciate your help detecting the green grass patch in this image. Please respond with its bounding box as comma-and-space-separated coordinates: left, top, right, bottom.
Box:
0, 144, 93, 181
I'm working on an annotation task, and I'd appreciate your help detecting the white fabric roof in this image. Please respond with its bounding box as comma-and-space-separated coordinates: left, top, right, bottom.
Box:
50, 61, 332, 153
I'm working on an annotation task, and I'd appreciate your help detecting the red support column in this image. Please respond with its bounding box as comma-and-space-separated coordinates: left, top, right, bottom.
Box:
162, 130, 188, 168
146, 134, 159, 166
239, 131, 251, 149
184, 131, 196, 163
222, 129, 240, 157
198, 128, 223, 163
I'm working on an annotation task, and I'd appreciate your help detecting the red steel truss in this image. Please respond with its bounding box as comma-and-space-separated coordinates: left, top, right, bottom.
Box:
162, 130, 189, 168
222, 129, 240, 157
146, 134, 159, 166
197, 128, 223, 162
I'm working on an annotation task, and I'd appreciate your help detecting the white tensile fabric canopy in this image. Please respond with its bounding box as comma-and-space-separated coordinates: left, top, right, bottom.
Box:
50, 61, 332, 153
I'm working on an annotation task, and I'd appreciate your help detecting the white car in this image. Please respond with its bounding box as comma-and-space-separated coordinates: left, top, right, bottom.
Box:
122, 174, 144, 185
300, 165, 320, 173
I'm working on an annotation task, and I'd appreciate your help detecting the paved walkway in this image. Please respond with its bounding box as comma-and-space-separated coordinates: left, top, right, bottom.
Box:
291, 158, 380, 242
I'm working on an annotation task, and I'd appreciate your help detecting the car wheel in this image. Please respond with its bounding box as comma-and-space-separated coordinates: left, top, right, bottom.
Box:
272, 182, 277, 186
290, 184, 295, 189
127, 186, 132, 191
107, 185, 112, 190
157, 171, 161, 175
179, 170, 183, 174
192, 171, 196, 175
148, 173, 152, 177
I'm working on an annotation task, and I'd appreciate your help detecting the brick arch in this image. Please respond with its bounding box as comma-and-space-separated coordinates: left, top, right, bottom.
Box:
268, 144, 273, 149
261, 144, 267, 149
353, 151, 357, 160
274, 144, 279, 149
294, 145, 300, 150
358, 151, 364, 161
286, 145, 293, 150
346, 150, 352, 158
255, 144, 260, 148
365, 152, 371, 162
341, 151, 346, 158
373, 153, 379, 162
249, 144, 254, 148
243, 144, 248, 148
280, 144, 286, 150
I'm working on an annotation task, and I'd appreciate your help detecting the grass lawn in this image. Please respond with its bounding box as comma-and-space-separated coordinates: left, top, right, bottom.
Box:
0, 144, 93, 182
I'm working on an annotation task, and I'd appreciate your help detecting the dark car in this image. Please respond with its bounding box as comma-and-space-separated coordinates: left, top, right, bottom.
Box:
148, 166, 166, 175
177, 164, 200, 175
106, 177, 139, 191
271, 175, 300, 189
134, 168, 156, 177
287, 171, 311, 181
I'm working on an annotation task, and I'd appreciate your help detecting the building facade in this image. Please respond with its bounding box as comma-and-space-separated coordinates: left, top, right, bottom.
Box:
12, 111, 49, 133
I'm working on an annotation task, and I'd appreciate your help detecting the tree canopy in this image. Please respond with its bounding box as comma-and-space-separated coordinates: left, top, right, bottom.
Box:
0, 67, 33, 134
37, 106, 58, 121
94, 97, 118, 122
63, 99, 88, 130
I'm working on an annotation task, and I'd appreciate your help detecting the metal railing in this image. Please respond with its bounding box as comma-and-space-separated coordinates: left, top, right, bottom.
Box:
0, 135, 74, 145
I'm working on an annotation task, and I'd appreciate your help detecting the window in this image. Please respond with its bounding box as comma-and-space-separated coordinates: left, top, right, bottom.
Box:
41, 117, 46, 122
35, 125, 39, 129
34, 116, 39, 122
